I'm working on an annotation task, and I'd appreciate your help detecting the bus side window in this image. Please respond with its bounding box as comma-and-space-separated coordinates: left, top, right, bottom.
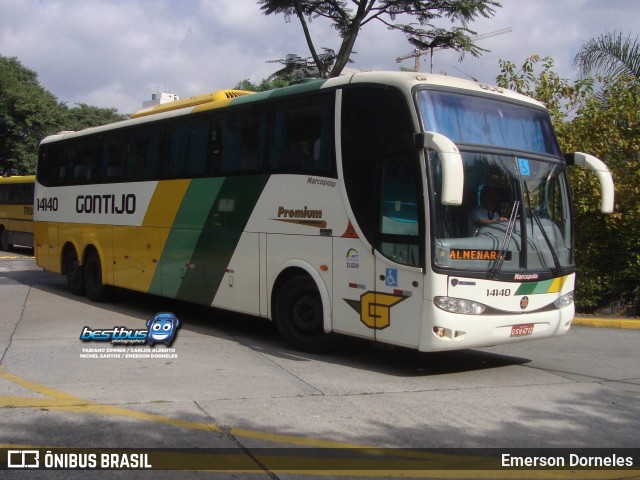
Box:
127, 129, 153, 181
342, 86, 418, 262
219, 108, 264, 174
379, 151, 421, 267
70, 140, 99, 184
269, 95, 335, 175
38, 144, 60, 187
380, 153, 419, 235
169, 121, 189, 177
128, 127, 167, 181
104, 134, 126, 182
210, 115, 222, 173
187, 117, 211, 176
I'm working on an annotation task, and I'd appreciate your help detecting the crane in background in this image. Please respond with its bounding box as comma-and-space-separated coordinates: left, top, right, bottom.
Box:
396, 27, 513, 73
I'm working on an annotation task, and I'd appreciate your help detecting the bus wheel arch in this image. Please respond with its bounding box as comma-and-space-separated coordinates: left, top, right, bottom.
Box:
82, 246, 111, 302
271, 264, 335, 353
62, 242, 84, 296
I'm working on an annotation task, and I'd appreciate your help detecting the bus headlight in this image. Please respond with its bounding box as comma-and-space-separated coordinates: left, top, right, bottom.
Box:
554, 291, 574, 309
434, 296, 486, 315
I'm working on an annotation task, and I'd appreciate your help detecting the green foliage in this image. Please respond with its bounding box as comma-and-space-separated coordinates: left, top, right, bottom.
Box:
574, 31, 640, 86
497, 55, 640, 313
233, 78, 291, 92
0, 55, 127, 175
259, 0, 500, 78
0, 56, 63, 175
61, 103, 127, 132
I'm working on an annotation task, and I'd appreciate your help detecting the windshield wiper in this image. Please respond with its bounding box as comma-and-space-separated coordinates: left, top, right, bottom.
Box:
528, 206, 562, 275
488, 200, 520, 279
522, 183, 562, 275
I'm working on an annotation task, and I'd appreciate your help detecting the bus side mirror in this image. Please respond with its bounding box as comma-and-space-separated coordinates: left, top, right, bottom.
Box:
420, 132, 464, 205
565, 152, 615, 214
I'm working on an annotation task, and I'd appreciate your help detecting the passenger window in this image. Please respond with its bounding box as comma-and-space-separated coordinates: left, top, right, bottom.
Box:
169, 122, 190, 177
187, 119, 210, 175
126, 129, 155, 181
378, 150, 421, 267
219, 109, 264, 173
380, 153, 419, 236
342, 86, 421, 266
104, 135, 126, 181
70, 141, 99, 183
269, 95, 334, 174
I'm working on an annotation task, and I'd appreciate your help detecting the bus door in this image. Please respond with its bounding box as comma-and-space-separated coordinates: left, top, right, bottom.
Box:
332, 232, 377, 341
333, 148, 425, 347
373, 149, 424, 348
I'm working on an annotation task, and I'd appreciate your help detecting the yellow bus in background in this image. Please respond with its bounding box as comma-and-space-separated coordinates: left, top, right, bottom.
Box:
0, 175, 35, 250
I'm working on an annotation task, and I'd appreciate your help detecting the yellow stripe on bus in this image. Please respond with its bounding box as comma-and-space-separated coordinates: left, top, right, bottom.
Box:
143, 179, 191, 227
548, 276, 567, 293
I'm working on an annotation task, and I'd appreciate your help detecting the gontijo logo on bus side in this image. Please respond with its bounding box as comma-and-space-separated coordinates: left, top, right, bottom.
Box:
344, 291, 408, 329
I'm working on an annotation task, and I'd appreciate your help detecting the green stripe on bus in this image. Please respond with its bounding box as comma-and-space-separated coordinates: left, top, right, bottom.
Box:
174, 175, 269, 305
228, 80, 327, 107
515, 279, 553, 295
149, 177, 225, 298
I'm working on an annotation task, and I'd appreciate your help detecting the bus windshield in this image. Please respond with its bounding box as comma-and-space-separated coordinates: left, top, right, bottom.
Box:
417, 90, 562, 157
418, 91, 573, 277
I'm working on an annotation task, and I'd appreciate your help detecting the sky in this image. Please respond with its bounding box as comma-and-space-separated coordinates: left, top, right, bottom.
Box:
1, 0, 638, 114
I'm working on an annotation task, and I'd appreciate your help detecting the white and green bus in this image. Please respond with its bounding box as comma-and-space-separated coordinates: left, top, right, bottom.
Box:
35, 72, 614, 352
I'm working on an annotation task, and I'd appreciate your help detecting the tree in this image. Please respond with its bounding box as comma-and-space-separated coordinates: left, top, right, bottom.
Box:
574, 31, 640, 85
0, 56, 63, 175
62, 103, 127, 131
258, 0, 500, 78
0, 55, 128, 175
497, 55, 640, 313
233, 77, 291, 92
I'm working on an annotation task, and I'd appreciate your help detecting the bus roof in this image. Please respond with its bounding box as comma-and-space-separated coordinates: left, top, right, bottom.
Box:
40, 72, 545, 145
130, 89, 255, 118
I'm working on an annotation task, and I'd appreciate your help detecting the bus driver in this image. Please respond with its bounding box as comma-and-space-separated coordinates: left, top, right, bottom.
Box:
468, 186, 508, 234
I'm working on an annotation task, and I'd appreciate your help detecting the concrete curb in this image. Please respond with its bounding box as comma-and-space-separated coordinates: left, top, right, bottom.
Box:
573, 316, 640, 329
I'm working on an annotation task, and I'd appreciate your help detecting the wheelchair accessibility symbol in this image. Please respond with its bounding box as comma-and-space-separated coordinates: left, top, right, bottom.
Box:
385, 268, 398, 287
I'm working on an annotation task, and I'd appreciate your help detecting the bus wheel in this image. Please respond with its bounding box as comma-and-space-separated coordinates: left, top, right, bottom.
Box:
84, 250, 110, 302
275, 276, 335, 353
64, 250, 85, 296
0, 228, 13, 251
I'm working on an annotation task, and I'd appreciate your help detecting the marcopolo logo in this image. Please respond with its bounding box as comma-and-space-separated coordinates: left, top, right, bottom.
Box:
79, 312, 181, 346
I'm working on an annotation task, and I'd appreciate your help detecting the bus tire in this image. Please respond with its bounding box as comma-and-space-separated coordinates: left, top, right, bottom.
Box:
84, 250, 110, 302
275, 275, 335, 353
0, 228, 13, 251
64, 250, 85, 296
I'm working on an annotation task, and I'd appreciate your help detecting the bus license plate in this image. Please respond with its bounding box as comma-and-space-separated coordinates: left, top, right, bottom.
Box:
511, 324, 534, 337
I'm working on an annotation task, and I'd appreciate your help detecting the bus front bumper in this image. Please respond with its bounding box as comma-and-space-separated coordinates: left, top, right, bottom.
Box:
418, 302, 574, 352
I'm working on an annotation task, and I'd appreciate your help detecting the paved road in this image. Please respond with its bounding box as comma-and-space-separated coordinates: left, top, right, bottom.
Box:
1, 250, 639, 478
